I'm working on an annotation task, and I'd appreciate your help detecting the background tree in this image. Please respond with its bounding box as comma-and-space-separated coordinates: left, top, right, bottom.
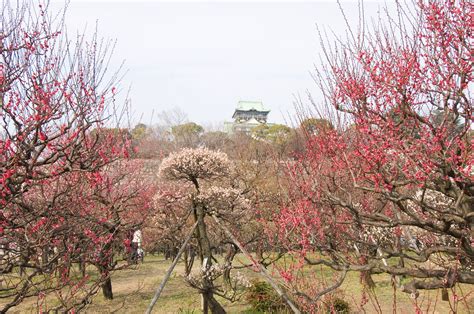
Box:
132, 126, 175, 159
131, 123, 150, 141
145, 183, 194, 261
250, 124, 301, 159
79, 160, 155, 300
157, 106, 188, 128
201, 131, 230, 150
299, 118, 334, 135
171, 122, 204, 148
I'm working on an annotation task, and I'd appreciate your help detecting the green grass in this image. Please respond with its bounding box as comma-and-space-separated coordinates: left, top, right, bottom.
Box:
2, 254, 473, 313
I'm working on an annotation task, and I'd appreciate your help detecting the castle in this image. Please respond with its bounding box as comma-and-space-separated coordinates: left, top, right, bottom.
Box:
224, 101, 270, 134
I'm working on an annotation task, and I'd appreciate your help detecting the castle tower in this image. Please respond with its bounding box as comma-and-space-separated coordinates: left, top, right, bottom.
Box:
224, 101, 270, 134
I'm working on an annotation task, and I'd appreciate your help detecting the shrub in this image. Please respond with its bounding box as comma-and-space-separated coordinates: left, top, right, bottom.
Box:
246, 281, 289, 313
325, 295, 350, 314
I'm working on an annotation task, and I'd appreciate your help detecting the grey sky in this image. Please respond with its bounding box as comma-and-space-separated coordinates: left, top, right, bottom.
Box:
51, 0, 397, 127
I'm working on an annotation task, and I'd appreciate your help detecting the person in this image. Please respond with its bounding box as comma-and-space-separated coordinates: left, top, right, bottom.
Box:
137, 247, 144, 263
131, 229, 142, 264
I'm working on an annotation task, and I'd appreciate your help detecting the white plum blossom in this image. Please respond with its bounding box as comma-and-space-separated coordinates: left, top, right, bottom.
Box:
233, 271, 252, 289
186, 263, 225, 286
159, 148, 232, 183
186, 263, 251, 290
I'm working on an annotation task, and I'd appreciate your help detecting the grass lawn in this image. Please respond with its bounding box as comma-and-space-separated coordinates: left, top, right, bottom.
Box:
3, 254, 473, 313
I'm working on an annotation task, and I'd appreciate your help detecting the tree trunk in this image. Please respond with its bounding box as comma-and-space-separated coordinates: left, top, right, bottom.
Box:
361, 270, 376, 289
102, 275, 113, 300
223, 244, 237, 287
194, 204, 225, 314
359, 255, 375, 289
79, 260, 86, 278
207, 293, 226, 314
184, 246, 195, 276
256, 241, 263, 261
202, 294, 208, 314
42, 245, 49, 271
164, 245, 170, 260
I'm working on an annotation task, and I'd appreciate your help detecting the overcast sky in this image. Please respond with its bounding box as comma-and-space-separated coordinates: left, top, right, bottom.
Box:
50, 0, 397, 127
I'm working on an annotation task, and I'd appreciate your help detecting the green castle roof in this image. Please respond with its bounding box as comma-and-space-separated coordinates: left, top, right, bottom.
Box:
236, 100, 270, 112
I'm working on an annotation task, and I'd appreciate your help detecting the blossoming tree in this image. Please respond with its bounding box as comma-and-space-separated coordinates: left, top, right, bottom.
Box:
273, 0, 473, 311
158, 148, 252, 314
0, 0, 153, 311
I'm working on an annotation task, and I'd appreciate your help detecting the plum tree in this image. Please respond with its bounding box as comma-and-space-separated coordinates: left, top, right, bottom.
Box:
272, 0, 473, 311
